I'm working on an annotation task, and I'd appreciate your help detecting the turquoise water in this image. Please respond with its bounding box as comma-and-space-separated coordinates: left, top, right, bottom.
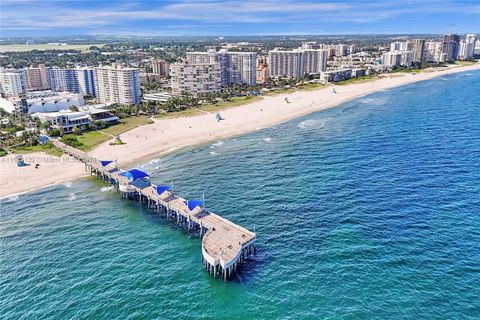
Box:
1, 71, 480, 319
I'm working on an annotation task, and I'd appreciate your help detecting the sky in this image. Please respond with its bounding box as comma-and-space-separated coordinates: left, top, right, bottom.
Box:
1, 0, 479, 37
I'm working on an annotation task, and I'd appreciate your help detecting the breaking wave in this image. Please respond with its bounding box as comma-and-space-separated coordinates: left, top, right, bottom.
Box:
100, 186, 114, 192
210, 141, 224, 148
297, 119, 328, 130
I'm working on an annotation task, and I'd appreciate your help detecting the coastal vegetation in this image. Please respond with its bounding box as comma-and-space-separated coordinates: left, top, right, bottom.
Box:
336, 75, 376, 85
12, 142, 63, 157
70, 116, 154, 151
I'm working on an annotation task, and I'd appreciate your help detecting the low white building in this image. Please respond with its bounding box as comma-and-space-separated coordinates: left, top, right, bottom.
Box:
82, 108, 119, 124
320, 69, 352, 83
351, 68, 366, 78
32, 110, 91, 133
21, 91, 85, 114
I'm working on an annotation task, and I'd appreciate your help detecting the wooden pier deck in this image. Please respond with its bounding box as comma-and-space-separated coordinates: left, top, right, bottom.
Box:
52, 140, 256, 280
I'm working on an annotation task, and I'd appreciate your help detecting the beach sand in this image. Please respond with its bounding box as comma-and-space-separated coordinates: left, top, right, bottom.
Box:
1, 63, 479, 198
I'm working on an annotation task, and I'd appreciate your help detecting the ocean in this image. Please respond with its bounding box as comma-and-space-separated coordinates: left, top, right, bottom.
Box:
1, 70, 479, 319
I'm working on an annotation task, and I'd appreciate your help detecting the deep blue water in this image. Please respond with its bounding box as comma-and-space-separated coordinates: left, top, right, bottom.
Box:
1, 71, 480, 319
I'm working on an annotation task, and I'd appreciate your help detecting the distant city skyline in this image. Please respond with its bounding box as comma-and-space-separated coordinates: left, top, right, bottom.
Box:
1, 0, 479, 37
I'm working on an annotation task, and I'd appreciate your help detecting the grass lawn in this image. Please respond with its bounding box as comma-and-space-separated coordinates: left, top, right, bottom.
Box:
335, 75, 376, 85
155, 108, 203, 119
12, 143, 63, 157
295, 83, 324, 91
452, 60, 477, 66
101, 116, 154, 136
390, 68, 422, 74
76, 131, 110, 151
74, 116, 155, 151
263, 88, 297, 96
0, 43, 104, 53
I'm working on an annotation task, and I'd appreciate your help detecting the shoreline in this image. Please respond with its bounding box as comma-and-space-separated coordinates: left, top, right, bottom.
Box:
1, 63, 479, 199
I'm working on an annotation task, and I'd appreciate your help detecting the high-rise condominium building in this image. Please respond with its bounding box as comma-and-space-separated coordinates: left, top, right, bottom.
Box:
151, 59, 169, 76
382, 51, 413, 67
390, 41, 408, 52
411, 39, 426, 62
268, 48, 328, 78
48, 67, 96, 97
256, 63, 269, 84
443, 34, 460, 61
458, 34, 477, 60
382, 51, 402, 67
76, 67, 96, 97
390, 40, 424, 62
424, 41, 447, 62
186, 49, 256, 85
474, 39, 480, 56
0, 69, 27, 97
25, 64, 50, 91
94, 65, 141, 105
49, 68, 80, 93
169, 62, 221, 96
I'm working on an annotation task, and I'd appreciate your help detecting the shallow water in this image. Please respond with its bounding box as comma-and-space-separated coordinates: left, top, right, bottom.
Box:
1, 71, 480, 319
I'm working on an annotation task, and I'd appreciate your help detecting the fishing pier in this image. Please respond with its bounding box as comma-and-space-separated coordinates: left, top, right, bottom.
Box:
52, 140, 256, 280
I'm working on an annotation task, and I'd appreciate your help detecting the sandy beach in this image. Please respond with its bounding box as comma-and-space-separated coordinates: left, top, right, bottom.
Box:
1, 63, 479, 198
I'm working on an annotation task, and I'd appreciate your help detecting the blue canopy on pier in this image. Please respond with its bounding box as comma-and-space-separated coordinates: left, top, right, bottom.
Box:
185, 199, 203, 211
99, 160, 114, 167
120, 169, 149, 182
156, 185, 171, 195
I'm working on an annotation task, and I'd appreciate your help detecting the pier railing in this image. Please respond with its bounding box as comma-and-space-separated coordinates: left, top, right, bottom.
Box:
52, 139, 256, 280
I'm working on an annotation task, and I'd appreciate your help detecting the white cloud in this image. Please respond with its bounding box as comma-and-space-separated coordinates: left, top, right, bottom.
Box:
0, 0, 478, 32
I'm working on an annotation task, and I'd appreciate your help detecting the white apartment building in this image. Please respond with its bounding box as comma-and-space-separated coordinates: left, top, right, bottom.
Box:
48, 67, 96, 97
389, 40, 425, 62
474, 39, 480, 56
0, 69, 27, 97
320, 69, 352, 83
94, 65, 141, 105
268, 48, 328, 78
169, 62, 221, 96
390, 41, 408, 52
76, 67, 96, 97
49, 68, 79, 93
424, 41, 447, 63
458, 34, 476, 60
186, 49, 256, 85
382, 51, 402, 67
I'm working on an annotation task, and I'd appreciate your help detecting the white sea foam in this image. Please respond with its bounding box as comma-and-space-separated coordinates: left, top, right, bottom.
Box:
360, 98, 375, 104
7, 195, 19, 202
100, 186, 114, 192
298, 119, 327, 130
209, 151, 218, 156
63, 182, 72, 188
262, 137, 272, 142
68, 193, 77, 201
210, 141, 224, 148
148, 158, 161, 165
